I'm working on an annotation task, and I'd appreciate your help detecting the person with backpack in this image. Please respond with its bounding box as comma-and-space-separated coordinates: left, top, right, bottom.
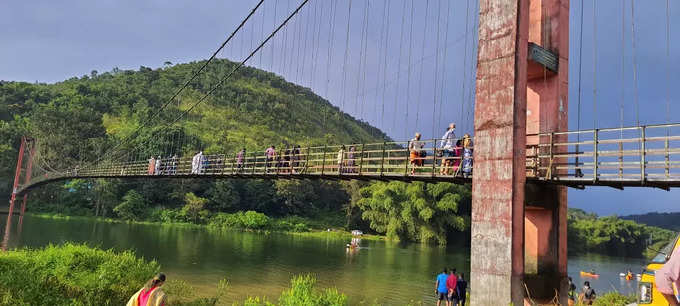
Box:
579, 281, 596, 305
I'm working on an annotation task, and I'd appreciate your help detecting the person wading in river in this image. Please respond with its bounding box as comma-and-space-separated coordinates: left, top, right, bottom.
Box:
127, 273, 167, 306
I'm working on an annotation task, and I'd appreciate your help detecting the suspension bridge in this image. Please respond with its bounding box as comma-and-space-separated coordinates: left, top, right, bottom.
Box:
3, 0, 678, 305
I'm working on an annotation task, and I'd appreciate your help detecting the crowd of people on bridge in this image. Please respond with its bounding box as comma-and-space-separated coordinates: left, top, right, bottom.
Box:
264, 145, 303, 174
408, 123, 474, 177
140, 123, 473, 177
147, 155, 178, 175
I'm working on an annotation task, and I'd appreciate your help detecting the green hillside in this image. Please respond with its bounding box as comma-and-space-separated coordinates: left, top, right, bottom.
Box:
621, 212, 680, 232
0, 60, 472, 245
0, 59, 385, 195
568, 208, 676, 258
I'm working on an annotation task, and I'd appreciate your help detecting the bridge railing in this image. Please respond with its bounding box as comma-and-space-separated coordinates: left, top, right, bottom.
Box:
527, 123, 680, 186
18, 123, 680, 191
20, 139, 475, 191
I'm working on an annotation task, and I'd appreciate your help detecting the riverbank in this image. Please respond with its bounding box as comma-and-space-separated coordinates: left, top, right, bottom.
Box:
26, 212, 387, 242
0, 243, 349, 305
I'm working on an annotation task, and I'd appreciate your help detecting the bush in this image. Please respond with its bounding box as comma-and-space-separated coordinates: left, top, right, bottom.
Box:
113, 190, 147, 220
591, 292, 635, 306
0, 243, 157, 305
208, 211, 271, 230
278, 275, 347, 306
149, 207, 184, 223
240, 211, 270, 229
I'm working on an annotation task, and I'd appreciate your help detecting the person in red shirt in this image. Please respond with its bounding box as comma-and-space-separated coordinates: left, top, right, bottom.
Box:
446, 268, 458, 306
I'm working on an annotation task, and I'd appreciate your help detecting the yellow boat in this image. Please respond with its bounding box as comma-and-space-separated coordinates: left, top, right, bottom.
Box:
579, 271, 599, 278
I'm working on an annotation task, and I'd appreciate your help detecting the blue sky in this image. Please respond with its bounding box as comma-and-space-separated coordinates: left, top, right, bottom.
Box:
1, 0, 678, 216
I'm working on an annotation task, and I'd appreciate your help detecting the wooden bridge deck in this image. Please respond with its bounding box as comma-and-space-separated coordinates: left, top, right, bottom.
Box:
16, 123, 680, 194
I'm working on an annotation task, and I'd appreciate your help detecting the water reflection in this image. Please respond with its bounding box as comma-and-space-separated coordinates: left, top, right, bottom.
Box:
0, 215, 648, 304
1, 215, 469, 304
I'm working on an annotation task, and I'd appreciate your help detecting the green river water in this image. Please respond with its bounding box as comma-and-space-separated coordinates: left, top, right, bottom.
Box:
1, 215, 646, 304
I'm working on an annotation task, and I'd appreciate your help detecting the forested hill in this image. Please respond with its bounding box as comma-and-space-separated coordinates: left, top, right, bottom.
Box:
568, 208, 677, 258
621, 212, 680, 231
0, 59, 387, 197
0, 60, 471, 246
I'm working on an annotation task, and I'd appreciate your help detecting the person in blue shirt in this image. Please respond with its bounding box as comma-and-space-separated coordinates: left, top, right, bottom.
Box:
435, 268, 450, 306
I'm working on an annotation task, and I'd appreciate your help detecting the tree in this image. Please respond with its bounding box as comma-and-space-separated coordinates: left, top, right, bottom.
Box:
357, 182, 470, 244
113, 190, 147, 220
182, 192, 208, 223
206, 180, 240, 212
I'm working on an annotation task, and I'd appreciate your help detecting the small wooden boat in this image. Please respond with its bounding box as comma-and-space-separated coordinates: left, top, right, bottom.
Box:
580, 271, 599, 278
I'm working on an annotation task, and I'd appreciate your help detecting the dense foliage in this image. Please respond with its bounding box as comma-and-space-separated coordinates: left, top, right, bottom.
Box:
621, 212, 680, 231
0, 59, 383, 215
568, 208, 676, 258
0, 243, 346, 305
357, 181, 471, 244
0, 60, 478, 244
0, 243, 157, 304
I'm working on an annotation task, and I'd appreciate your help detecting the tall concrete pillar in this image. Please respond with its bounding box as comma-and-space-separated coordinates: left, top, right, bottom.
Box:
470, 0, 529, 304
524, 0, 569, 303
471, 0, 568, 304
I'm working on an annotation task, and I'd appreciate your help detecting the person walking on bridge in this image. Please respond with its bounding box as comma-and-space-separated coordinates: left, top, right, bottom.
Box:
265, 145, 276, 173
147, 156, 155, 175
127, 273, 166, 306
237, 148, 245, 172
337, 145, 346, 174
409, 133, 425, 175
154, 155, 162, 175
461, 134, 473, 178
191, 151, 202, 174
439, 123, 456, 175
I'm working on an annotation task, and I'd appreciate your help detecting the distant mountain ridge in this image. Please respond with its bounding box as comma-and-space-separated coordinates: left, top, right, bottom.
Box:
621, 212, 680, 231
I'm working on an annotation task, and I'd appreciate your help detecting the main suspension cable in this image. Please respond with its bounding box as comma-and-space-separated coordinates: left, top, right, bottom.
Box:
415, 0, 430, 131
631, 0, 640, 127
108, 0, 311, 163
404, 0, 415, 138
379, 0, 392, 139
460, 0, 471, 129
393, 0, 408, 134
592, 0, 597, 130
431, 0, 442, 138
436, 0, 451, 132
90, 0, 265, 165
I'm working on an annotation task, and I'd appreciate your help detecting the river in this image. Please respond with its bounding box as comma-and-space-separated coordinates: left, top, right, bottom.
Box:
1, 215, 645, 304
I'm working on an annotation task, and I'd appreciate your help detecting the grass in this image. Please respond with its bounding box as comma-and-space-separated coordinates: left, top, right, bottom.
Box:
0, 243, 348, 305
0, 243, 158, 305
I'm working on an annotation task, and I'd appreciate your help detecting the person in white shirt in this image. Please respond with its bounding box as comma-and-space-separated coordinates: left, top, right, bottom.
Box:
409, 133, 424, 175
439, 123, 456, 175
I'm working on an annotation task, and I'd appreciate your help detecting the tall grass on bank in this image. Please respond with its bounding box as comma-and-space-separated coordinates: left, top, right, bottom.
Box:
0, 244, 347, 305
0, 243, 157, 305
